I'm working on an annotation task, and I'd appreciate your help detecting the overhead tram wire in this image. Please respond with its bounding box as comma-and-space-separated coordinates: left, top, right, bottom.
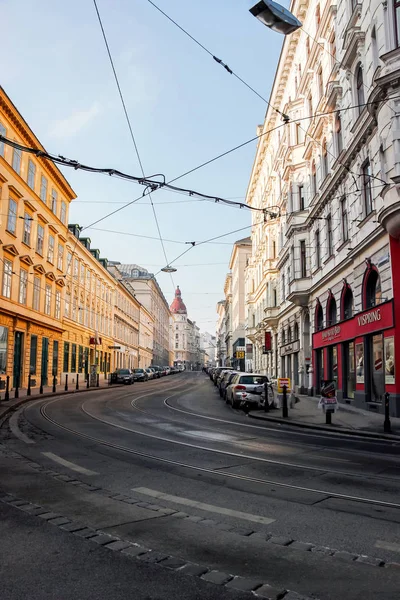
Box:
92, 0, 174, 287
145, 0, 289, 123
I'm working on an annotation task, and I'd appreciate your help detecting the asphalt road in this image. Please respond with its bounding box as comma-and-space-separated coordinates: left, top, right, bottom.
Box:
1, 371, 400, 600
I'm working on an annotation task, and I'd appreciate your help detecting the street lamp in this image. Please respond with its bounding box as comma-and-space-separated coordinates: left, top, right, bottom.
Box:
249, 1, 302, 35
161, 265, 177, 273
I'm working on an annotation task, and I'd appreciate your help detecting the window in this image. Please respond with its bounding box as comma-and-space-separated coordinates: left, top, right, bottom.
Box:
308, 94, 313, 118
356, 64, 365, 114
0, 122, 5, 157
362, 159, 373, 216
27, 159, 36, 190
45, 285, 52, 315
315, 3, 320, 27
298, 185, 305, 211
327, 295, 337, 325
0, 326, 8, 374
2, 259, 12, 298
74, 258, 79, 278
23, 212, 32, 245
306, 36, 310, 56
291, 246, 295, 278
12, 147, 22, 175
365, 269, 382, 309
7, 198, 17, 234
315, 229, 321, 268
315, 303, 324, 330
395, 1, 400, 48
71, 344, 77, 371
327, 215, 333, 256
341, 197, 349, 241
63, 342, 70, 372
65, 291, 71, 318
282, 273, 286, 301
29, 335, 38, 375
33, 277, 40, 310
342, 285, 354, 319
336, 113, 343, 155
272, 240, 276, 259
300, 241, 307, 277
51, 189, 57, 214
40, 175, 48, 203
311, 161, 317, 196
19, 269, 28, 304
78, 346, 84, 372
80, 264, 85, 285
317, 66, 323, 99
60, 201, 66, 225
57, 244, 64, 271
53, 341, 59, 377
36, 224, 44, 255
273, 287, 277, 307
322, 139, 328, 179
47, 235, 55, 263
55, 290, 61, 319
67, 252, 72, 275
295, 123, 305, 145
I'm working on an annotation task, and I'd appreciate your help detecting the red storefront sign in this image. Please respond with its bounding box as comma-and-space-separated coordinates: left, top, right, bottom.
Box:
313, 300, 394, 349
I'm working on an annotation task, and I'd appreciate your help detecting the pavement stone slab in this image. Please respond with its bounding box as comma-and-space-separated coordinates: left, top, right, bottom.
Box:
157, 507, 176, 515
225, 576, 263, 592
121, 545, 150, 557
48, 517, 71, 526
178, 563, 209, 577
138, 551, 170, 564
385, 562, 400, 569
333, 550, 357, 562
269, 536, 293, 546
186, 515, 203, 523
171, 511, 188, 519
254, 584, 287, 599
73, 527, 97, 538
356, 555, 385, 567
310, 545, 335, 556
89, 534, 119, 546
59, 522, 86, 532
9, 499, 30, 507
289, 541, 314, 552
105, 540, 133, 551
158, 557, 187, 570
29, 507, 50, 516
38, 512, 61, 521
232, 527, 254, 537
200, 519, 217, 527
285, 592, 319, 600
201, 570, 233, 585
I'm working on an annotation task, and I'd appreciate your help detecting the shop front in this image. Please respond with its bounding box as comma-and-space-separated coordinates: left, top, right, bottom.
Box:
312, 300, 399, 416
280, 340, 300, 389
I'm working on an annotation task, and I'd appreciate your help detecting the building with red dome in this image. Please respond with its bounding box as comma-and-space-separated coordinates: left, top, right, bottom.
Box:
170, 286, 201, 369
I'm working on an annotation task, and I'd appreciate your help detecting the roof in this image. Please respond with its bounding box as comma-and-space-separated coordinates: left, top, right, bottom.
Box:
170, 286, 187, 314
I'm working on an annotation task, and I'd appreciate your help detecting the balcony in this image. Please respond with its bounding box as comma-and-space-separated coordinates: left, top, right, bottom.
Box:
263, 306, 279, 328
287, 277, 312, 306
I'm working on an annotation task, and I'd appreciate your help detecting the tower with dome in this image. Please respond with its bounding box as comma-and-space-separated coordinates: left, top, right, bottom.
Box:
170, 286, 201, 370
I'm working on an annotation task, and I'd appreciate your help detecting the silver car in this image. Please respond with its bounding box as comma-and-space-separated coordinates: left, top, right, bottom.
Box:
226, 373, 270, 409
219, 370, 239, 398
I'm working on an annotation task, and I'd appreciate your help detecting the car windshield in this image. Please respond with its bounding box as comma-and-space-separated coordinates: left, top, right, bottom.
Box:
135, 369, 144, 373
117, 369, 130, 375
239, 375, 268, 385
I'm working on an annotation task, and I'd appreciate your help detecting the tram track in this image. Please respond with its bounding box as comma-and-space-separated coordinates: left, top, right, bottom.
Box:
37, 392, 400, 512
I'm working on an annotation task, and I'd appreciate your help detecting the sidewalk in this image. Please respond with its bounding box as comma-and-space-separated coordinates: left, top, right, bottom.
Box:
0, 376, 119, 423
249, 394, 400, 440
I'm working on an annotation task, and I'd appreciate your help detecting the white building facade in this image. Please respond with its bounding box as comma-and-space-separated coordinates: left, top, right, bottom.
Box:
245, 0, 400, 416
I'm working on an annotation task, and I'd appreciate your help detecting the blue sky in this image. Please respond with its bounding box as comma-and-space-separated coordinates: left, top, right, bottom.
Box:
1, 0, 286, 331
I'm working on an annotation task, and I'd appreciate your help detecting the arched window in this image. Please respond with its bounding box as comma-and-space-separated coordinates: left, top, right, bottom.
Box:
336, 113, 343, 155
341, 285, 354, 319
288, 327, 292, 342
315, 302, 324, 331
281, 329, 286, 344
294, 322, 299, 340
356, 64, 365, 114
311, 161, 317, 196
326, 294, 337, 326
322, 139, 328, 179
363, 267, 382, 309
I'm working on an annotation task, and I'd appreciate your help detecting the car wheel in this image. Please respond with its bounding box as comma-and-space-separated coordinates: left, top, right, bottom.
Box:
232, 399, 239, 409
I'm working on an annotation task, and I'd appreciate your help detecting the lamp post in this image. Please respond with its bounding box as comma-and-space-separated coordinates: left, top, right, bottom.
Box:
249, 1, 302, 35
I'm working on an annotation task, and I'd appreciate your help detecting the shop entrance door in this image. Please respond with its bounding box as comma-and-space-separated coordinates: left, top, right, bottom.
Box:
13, 331, 24, 388
370, 334, 384, 403
41, 337, 49, 386
315, 349, 324, 394
343, 342, 355, 399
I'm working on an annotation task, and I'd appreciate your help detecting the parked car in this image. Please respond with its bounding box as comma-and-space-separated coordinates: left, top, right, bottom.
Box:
133, 368, 148, 382
225, 373, 270, 409
145, 368, 155, 380
219, 371, 239, 398
216, 368, 234, 390
149, 367, 160, 378
164, 366, 171, 375
212, 367, 226, 386
113, 368, 135, 385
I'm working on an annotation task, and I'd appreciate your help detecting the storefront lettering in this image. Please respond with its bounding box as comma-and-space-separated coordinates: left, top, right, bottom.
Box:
357, 309, 381, 327
322, 326, 341, 341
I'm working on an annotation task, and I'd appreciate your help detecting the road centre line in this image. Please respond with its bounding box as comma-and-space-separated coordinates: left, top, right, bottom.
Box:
132, 486, 275, 525
42, 452, 98, 475
375, 540, 400, 553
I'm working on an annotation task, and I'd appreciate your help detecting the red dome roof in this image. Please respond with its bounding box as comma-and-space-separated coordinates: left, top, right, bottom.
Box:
170, 286, 187, 314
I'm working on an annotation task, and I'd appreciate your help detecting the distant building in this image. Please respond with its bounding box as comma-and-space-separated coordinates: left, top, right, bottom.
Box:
170, 286, 201, 369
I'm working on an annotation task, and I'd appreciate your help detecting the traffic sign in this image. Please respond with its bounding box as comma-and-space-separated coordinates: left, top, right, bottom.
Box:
235, 351, 245, 359
277, 378, 291, 393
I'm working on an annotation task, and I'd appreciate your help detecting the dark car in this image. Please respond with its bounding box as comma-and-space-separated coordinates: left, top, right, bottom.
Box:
113, 368, 135, 384
133, 368, 148, 382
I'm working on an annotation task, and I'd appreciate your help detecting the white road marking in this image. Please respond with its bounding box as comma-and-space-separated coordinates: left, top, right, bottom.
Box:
132, 486, 275, 525
375, 540, 400, 553
42, 452, 98, 475
9, 410, 35, 444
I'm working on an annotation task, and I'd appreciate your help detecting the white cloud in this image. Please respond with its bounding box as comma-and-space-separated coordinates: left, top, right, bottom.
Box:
49, 102, 101, 138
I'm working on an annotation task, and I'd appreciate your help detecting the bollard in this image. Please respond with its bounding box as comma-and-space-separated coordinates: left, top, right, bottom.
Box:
14, 375, 19, 399
326, 409, 332, 425
52, 374, 56, 394
40, 375, 43, 395
76, 373, 79, 391
27, 374, 32, 397
384, 392, 391, 433
282, 385, 288, 418
65, 373, 68, 392
86, 373, 90, 389
5, 375, 10, 401
264, 382, 270, 412
96, 373, 100, 388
